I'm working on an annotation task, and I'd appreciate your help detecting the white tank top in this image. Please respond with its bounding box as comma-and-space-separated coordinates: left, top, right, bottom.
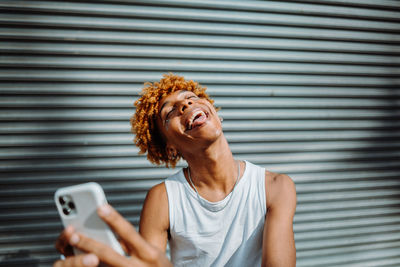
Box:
165, 161, 266, 267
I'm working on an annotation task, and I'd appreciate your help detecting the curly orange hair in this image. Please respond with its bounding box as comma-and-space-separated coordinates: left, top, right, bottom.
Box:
131, 73, 215, 168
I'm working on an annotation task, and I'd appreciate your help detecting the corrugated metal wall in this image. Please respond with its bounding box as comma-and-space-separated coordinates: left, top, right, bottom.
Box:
1, 0, 400, 266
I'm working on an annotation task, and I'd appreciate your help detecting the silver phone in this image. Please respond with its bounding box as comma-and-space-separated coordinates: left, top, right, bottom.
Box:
54, 182, 124, 257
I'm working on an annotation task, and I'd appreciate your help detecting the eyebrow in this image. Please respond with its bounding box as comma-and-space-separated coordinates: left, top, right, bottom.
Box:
159, 90, 189, 115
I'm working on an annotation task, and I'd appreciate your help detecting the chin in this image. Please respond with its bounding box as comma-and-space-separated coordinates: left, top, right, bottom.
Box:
201, 126, 223, 143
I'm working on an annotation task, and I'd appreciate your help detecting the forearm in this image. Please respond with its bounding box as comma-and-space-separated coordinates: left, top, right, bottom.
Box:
262, 225, 296, 267
262, 238, 295, 267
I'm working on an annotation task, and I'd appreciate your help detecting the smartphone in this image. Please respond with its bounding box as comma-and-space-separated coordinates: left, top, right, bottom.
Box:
54, 182, 125, 257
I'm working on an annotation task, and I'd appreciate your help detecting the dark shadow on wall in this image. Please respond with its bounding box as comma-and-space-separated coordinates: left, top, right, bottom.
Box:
328, 86, 400, 266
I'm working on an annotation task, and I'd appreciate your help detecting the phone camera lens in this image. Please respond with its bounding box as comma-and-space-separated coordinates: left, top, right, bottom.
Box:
68, 202, 75, 210
59, 196, 67, 205
62, 208, 71, 215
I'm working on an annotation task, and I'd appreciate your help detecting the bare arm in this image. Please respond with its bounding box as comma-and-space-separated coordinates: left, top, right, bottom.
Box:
262, 172, 297, 267
139, 182, 170, 252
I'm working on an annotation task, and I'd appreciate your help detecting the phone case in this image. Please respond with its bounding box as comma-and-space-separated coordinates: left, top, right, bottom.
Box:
54, 182, 124, 256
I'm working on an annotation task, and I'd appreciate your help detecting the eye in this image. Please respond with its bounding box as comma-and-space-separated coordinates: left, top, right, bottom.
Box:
166, 109, 173, 119
165, 107, 175, 122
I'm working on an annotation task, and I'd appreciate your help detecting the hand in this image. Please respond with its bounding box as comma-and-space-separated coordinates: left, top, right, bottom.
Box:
53, 204, 172, 267
55, 225, 75, 258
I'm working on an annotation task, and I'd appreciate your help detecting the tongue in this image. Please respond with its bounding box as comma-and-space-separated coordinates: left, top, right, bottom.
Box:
191, 113, 207, 128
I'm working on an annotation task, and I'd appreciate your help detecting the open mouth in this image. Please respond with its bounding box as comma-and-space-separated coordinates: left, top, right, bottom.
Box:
186, 109, 208, 131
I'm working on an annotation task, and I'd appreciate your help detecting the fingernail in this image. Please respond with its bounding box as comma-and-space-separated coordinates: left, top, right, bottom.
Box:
98, 204, 111, 217
83, 254, 99, 266
69, 233, 79, 245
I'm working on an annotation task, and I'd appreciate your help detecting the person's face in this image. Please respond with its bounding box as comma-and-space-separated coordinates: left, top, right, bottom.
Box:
157, 90, 222, 156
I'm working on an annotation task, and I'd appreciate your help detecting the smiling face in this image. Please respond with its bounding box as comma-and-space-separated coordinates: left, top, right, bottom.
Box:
132, 73, 217, 167
157, 90, 223, 158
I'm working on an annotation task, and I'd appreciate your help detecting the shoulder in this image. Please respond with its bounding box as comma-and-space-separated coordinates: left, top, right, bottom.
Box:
144, 182, 169, 211
140, 182, 169, 230
147, 181, 168, 196
265, 171, 296, 213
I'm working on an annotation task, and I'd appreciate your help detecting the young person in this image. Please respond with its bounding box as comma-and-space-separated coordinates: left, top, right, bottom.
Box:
54, 74, 296, 267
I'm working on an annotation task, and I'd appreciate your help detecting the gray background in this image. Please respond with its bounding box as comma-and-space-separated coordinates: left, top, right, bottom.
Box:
1, 0, 400, 266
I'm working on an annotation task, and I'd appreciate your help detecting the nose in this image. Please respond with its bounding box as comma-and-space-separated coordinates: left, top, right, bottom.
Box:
179, 98, 193, 113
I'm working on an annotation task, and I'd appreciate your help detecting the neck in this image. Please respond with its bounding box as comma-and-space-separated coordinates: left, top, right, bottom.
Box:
183, 135, 238, 195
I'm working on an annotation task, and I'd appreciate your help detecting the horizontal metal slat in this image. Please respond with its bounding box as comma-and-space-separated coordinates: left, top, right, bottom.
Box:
0, 233, 59, 245
248, 160, 400, 174
2, 56, 400, 76
0, 157, 154, 172
0, 96, 134, 108
295, 224, 400, 242
0, 133, 133, 146
296, 0, 400, 10
220, 109, 400, 119
3, 27, 400, 54
2, 14, 400, 43
297, 180, 400, 197
2, 70, 400, 86
1, 83, 398, 98
222, 120, 400, 131
214, 97, 398, 109
296, 244, 399, 264
0, 193, 146, 210
293, 169, 400, 183
298, 199, 400, 218
0, 82, 143, 95
3, 42, 400, 66
298, 244, 400, 266
0, 205, 142, 221
86, 0, 400, 20
0, 145, 139, 159
296, 189, 400, 205
210, 86, 400, 97
295, 206, 400, 224
295, 228, 400, 249
0, 220, 138, 238
0, 180, 162, 196
0, 170, 172, 186
295, 215, 400, 233
0, 244, 58, 257
297, 249, 400, 267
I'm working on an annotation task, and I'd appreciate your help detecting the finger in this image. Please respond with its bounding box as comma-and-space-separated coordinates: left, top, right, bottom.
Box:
97, 204, 155, 260
55, 226, 75, 256
68, 231, 130, 267
53, 253, 99, 267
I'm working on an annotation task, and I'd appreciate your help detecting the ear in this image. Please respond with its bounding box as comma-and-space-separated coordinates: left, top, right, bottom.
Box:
166, 145, 178, 160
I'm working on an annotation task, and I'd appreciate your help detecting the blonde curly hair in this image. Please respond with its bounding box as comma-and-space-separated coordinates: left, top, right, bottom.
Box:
131, 73, 215, 168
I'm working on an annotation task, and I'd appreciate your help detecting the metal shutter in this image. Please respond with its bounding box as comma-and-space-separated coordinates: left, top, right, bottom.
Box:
1, 0, 400, 266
